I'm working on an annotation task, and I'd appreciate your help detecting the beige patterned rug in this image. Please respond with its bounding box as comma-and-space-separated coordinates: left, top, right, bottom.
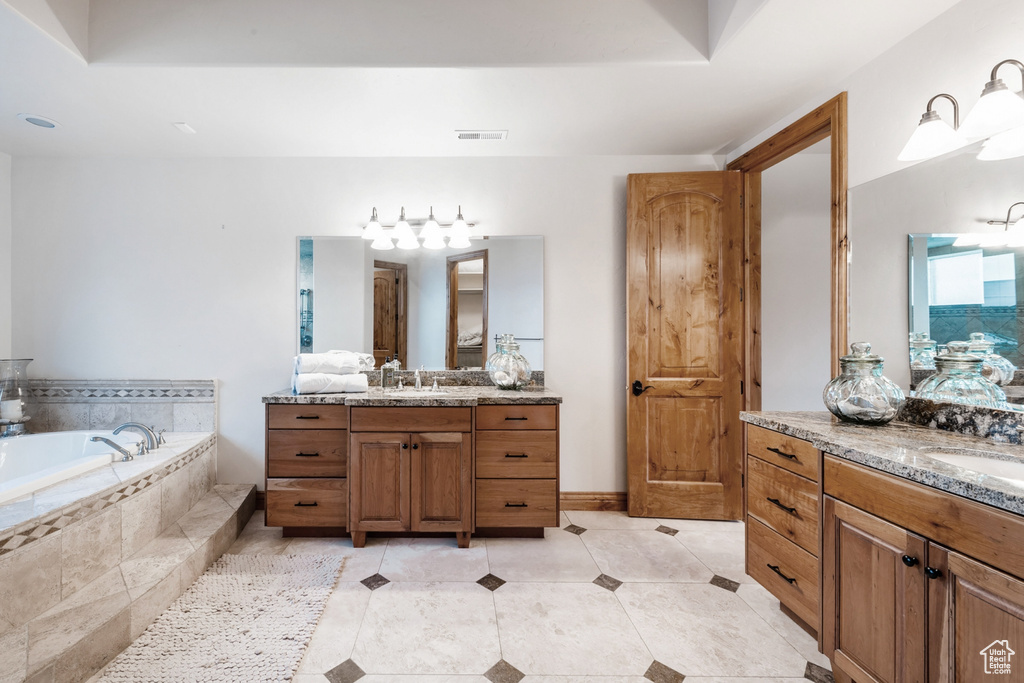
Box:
99, 554, 345, 682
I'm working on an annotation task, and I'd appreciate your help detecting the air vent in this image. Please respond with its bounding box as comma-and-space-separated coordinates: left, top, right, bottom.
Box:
456, 130, 508, 141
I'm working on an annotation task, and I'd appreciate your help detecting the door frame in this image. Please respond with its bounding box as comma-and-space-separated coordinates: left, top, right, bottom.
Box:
726, 92, 849, 413
446, 249, 489, 369
373, 260, 408, 368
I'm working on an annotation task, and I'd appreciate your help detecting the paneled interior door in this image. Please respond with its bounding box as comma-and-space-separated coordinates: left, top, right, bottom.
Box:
626, 171, 744, 519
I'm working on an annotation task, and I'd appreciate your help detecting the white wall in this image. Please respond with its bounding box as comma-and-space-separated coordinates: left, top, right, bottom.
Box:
311, 238, 369, 355
0, 152, 10, 358
10, 155, 718, 491
760, 149, 832, 410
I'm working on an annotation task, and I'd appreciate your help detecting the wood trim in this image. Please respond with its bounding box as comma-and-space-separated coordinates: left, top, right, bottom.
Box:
559, 491, 627, 511
373, 260, 408, 368
728, 92, 848, 381
446, 249, 488, 369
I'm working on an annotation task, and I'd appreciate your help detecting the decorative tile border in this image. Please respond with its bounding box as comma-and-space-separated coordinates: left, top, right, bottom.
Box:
28, 379, 215, 403
0, 436, 216, 557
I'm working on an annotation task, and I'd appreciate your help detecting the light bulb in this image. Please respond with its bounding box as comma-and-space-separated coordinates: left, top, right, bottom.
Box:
960, 86, 1024, 140
898, 111, 968, 161
362, 207, 382, 240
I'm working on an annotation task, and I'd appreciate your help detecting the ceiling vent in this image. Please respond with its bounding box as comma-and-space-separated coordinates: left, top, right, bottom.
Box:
456, 130, 508, 141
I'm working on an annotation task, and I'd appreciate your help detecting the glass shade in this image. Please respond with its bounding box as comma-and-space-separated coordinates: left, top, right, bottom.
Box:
959, 87, 1024, 140
978, 125, 1024, 160
422, 234, 446, 249
370, 234, 395, 250
362, 208, 383, 240
898, 114, 967, 161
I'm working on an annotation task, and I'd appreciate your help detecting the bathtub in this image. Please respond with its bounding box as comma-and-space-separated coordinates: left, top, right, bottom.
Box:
0, 430, 146, 505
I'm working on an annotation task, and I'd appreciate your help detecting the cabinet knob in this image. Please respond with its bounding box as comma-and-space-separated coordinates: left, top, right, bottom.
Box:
412, 443, 419, 450
402, 443, 409, 449
902, 555, 919, 567
925, 566, 942, 580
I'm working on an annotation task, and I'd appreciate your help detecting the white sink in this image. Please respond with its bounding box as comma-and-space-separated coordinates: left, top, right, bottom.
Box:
922, 449, 1024, 486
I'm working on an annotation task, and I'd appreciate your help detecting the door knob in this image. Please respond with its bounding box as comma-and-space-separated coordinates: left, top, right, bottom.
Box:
632, 380, 654, 397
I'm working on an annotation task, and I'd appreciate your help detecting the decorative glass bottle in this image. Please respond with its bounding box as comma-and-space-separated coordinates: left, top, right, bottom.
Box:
909, 332, 937, 370
966, 332, 1017, 386
913, 341, 1007, 408
823, 342, 905, 425
0, 359, 33, 437
486, 334, 532, 390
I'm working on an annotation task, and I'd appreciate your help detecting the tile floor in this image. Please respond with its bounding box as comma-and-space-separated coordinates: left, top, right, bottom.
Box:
227, 510, 834, 683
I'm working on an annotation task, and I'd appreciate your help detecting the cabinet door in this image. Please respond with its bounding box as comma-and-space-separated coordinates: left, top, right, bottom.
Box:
350, 433, 410, 532
928, 545, 1024, 683
823, 496, 927, 683
411, 432, 472, 532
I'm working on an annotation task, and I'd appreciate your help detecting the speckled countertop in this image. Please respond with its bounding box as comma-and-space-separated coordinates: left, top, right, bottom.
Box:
741, 411, 1024, 516
263, 385, 562, 406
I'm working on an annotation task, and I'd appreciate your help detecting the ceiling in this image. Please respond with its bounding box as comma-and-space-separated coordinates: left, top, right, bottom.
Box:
0, 0, 963, 158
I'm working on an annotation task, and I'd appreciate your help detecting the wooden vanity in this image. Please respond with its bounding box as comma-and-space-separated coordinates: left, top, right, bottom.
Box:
264, 387, 561, 547
742, 414, 1024, 682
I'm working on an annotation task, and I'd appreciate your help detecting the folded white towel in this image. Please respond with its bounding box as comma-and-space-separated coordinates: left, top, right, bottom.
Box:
292, 372, 369, 395
294, 351, 375, 375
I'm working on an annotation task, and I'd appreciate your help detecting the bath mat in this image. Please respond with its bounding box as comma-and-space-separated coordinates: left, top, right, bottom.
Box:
99, 554, 345, 682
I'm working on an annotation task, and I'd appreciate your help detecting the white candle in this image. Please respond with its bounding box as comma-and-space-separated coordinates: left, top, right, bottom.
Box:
0, 399, 23, 421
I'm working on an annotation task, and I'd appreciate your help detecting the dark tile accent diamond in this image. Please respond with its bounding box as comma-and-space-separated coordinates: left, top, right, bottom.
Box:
483, 658, 525, 683
710, 574, 740, 592
805, 661, 834, 683
593, 573, 623, 592
644, 659, 685, 683
325, 658, 366, 683
360, 573, 390, 590
564, 524, 587, 535
655, 525, 679, 536
477, 573, 507, 591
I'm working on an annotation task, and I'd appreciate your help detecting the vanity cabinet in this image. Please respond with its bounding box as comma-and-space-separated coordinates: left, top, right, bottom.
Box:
744, 423, 822, 633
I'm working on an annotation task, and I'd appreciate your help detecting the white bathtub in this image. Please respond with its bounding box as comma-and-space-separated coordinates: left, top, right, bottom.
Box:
0, 431, 146, 505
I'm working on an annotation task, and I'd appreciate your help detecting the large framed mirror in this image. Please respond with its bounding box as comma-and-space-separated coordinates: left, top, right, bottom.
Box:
296, 236, 543, 371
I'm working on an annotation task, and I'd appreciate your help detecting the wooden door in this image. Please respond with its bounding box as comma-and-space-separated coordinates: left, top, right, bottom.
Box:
823, 496, 927, 683
349, 433, 409, 532
928, 545, 1024, 682
626, 171, 744, 519
373, 269, 397, 368
411, 432, 472, 533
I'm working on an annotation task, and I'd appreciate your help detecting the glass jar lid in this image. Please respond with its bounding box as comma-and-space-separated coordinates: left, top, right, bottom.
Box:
967, 332, 994, 354
840, 341, 884, 365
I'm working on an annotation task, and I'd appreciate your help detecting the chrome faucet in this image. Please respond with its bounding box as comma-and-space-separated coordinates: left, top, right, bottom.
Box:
91, 436, 134, 462
113, 422, 158, 451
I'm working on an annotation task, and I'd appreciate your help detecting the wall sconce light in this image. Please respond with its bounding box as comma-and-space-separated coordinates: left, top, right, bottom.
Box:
898, 93, 967, 161
363, 206, 476, 250
953, 201, 1024, 247
959, 59, 1024, 141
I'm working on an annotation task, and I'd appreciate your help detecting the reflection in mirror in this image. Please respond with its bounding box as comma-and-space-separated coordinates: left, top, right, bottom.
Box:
908, 234, 1023, 366
297, 236, 543, 371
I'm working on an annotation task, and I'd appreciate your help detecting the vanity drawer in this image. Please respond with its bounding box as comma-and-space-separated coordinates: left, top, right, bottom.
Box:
476, 479, 558, 527
476, 431, 557, 478
268, 404, 349, 430
476, 405, 557, 431
747, 456, 819, 555
350, 407, 472, 433
266, 478, 347, 527
267, 430, 347, 477
747, 516, 819, 630
746, 424, 819, 481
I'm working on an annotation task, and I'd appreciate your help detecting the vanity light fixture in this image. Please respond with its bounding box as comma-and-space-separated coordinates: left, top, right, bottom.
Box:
978, 125, 1024, 160
897, 94, 967, 161
448, 206, 472, 249
365, 207, 476, 250
953, 201, 1024, 248
362, 207, 383, 240
421, 207, 445, 250
959, 59, 1024, 141
393, 208, 419, 250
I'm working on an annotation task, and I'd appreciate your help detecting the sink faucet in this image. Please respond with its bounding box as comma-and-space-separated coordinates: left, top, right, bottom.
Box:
91, 435, 134, 462
113, 422, 158, 451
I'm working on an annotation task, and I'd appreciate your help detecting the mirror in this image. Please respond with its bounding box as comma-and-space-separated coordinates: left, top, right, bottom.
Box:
908, 234, 1023, 366
297, 236, 543, 371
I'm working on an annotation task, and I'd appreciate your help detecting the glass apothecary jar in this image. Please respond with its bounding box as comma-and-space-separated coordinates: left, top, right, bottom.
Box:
823, 342, 905, 425
966, 332, 1017, 386
0, 359, 33, 437
913, 341, 1007, 408
909, 332, 937, 370
486, 334, 532, 390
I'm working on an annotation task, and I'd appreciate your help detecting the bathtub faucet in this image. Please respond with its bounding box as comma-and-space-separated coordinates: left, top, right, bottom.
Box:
113, 422, 158, 452
91, 436, 134, 462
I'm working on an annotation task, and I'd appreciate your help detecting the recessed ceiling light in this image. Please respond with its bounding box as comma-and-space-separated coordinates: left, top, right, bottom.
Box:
17, 113, 59, 129
456, 130, 508, 141
173, 122, 197, 134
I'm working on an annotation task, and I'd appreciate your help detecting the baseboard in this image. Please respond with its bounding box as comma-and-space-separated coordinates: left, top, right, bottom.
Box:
559, 491, 627, 511
255, 490, 266, 510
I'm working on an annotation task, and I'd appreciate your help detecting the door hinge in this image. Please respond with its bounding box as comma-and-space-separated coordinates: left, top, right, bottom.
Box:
740, 380, 744, 395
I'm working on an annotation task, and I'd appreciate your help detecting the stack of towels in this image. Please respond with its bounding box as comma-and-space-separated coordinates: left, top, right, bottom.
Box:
292, 350, 375, 394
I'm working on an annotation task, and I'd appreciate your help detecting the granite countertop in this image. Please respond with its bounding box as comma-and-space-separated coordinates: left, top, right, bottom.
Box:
741, 411, 1024, 516
263, 385, 562, 406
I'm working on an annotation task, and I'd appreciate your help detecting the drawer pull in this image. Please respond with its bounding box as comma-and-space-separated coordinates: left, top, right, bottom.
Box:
505, 502, 528, 508
505, 453, 529, 458
505, 417, 528, 421
295, 415, 321, 420
295, 452, 320, 457
766, 563, 797, 584
767, 447, 797, 461
294, 501, 319, 507
766, 497, 797, 515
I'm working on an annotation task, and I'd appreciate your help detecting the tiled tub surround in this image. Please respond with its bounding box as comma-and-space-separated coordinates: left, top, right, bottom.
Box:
25, 379, 216, 433
740, 411, 1024, 515
0, 433, 256, 683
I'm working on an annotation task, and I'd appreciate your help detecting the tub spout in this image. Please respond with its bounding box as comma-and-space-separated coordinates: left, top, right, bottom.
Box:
113, 422, 157, 451
91, 436, 134, 461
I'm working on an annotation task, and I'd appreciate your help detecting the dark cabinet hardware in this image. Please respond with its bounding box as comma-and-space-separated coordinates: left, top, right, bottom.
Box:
631, 380, 654, 396
766, 497, 797, 515
505, 502, 528, 508
294, 501, 318, 507
295, 452, 320, 457
412, 444, 419, 449
295, 415, 320, 420
767, 563, 797, 584
402, 443, 409, 449
902, 555, 919, 567
925, 566, 942, 579
505, 453, 529, 458
767, 447, 797, 460
505, 417, 528, 421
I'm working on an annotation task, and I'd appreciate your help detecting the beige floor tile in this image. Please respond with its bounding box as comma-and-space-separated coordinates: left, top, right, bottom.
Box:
666, 519, 753, 584
358, 677, 490, 682
494, 582, 652, 676
291, 675, 329, 683
296, 582, 371, 674
287, 536, 388, 581
681, 679, 808, 682
520, 678, 651, 682
735, 583, 832, 670
581, 530, 713, 583
616, 583, 807, 678
226, 512, 292, 555
119, 523, 194, 600
486, 530, 600, 582
378, 537, 489, 582
351, 582, 500, 675
564, 511, 661, 530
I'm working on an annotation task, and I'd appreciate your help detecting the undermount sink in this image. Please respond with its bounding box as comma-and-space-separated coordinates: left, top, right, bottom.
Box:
920, 448, 1024, 486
